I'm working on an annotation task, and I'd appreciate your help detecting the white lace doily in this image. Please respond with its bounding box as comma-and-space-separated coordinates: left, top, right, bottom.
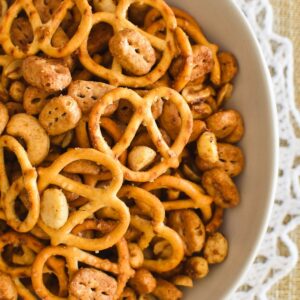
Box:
232, 0, 300, 299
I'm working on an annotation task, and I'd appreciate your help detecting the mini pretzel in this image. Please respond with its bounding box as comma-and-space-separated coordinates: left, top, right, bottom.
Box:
0, 135, 39, 232
79, 0, 177, 87
0, 102, 9, 135
37, 148, 130, 250
32, 229, 133, 300
9, 80, 25, 102
118, 185, 185, 273
143, 175, 212, 221
89, 87, 193, 182
0, 231, 68, 299
0, 0, 93, 58
206, 206, 224, 234
6, 113, 50, 165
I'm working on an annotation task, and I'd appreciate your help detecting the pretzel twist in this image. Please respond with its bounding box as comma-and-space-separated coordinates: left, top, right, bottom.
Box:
89, 87, 193, 182
0, 0, 92, 58
37, 148, 130, 250
143, 175, 213, 221
119, 185, 185, 273
32, 232, 133, 300
0, 231, 68, 299
79, 0, 177, 87
0, 135, 40, 232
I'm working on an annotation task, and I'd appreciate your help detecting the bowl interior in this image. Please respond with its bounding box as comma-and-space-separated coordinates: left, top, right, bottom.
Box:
166, 0, 278, 299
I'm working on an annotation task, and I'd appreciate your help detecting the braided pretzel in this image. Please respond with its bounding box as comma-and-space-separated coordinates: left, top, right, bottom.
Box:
32, 234, 133, 300
0, 231, 68, 299
89, 87, 193, 182
0, 135, 40, 232
0, 0, 92, 58
79, 0, 177, 87
119, 185, 185, 273
37, 148, 130, 250
143, 175, 213, 221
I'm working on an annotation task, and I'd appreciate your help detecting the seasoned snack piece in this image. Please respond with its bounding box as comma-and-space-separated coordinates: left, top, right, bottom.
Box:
196, 143, 244, 177
202, 168, 240, 208
184, 257, 209, 279
93, 0, 116, 12
22, 56, 72, 92
152, 279, 182, 300
168, 209, 205, 256
0, 272, 17, 300
129, 268, 156, 295
5, 102, 24, 116
23, 86, 54, 115
206, 109, 244, 143
0, 102, 9, 135
9, 81, 25, 102
109, 29, 156, 76
68, 80, 115, 114
127, 146, 156, 171
204, 232, 228, 264
218, 52, 238, 84
39, 96, 82, 135
6, 113, 50, 165
40, 188, 69, 230
33, 0, 62, 23
70, 268, 118, 300
171, 275, 193, 287
128, 243, 144, 269
197, 131, 219, 164
170, 45, 213, 82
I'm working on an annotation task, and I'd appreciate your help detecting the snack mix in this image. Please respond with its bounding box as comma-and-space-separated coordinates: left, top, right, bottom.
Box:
0, 0, 244, 299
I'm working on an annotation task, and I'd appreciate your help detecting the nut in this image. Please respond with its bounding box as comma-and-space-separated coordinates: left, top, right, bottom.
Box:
218, 52, 238, 84
128, 146, 156, 171
128, 243, 144, 269
129, 268, 157, 295
201, 168, 240, 208
7, 113, 50, 165
152, 279, 182, 300
203, 232, 228, 264
0, 102, 9, 135
197, 131, 219, 164
40, 188, 69, 229
167, 209, 205, 256
184, 257, 209, 279
9, 81, 25, 102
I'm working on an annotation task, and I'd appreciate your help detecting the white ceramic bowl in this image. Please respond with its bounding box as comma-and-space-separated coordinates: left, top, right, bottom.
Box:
167, 0, 279, 299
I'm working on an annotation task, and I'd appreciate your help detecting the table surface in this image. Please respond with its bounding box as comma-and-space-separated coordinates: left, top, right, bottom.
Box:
268, 0, 300, 299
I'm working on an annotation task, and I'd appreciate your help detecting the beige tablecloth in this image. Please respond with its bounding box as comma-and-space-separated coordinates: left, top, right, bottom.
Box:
268, 0, 300, 298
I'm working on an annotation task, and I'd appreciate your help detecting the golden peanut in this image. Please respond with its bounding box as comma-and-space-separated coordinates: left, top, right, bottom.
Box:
40, 188, 69, 229
204, 232, 228, 264
128, 146, 156, 171
184, 257, 209, 279
197, 131, 219, 163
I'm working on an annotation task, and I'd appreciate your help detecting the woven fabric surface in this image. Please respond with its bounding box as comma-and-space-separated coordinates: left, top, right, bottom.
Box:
268, 0, 300, 298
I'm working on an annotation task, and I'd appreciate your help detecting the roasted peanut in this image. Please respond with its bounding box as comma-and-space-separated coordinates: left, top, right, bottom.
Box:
202, 168, 240, 208
0, 102, 9, 135
167, 209, 205, 256
152, 279, 182, 300
218, 52, 238, 84
197, 131, 219, 164
184, 257, 209, 279
9, 81, 25, 103
40, 188, 69, 229
203, 232, 228, 264
128, 146, 156, 171
196, 143, 244, 177
129, 268, 157, 295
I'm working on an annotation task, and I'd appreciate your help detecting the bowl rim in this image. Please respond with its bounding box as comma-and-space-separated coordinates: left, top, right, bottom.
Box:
222, 1, 279, 298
